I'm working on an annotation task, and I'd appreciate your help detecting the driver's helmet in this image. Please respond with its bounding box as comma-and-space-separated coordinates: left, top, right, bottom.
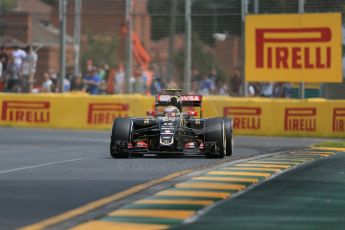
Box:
168, 96, 182, 112
164, 106, 180, 117
169, 96, 178, 106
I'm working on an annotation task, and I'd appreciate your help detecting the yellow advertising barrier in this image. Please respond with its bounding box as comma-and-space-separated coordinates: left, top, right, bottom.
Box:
203, 97, 345, 138
0, 93, 153, 130
0, 93, 344, 138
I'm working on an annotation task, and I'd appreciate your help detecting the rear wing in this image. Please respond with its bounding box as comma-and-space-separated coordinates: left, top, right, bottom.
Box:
156, 94, 202, 107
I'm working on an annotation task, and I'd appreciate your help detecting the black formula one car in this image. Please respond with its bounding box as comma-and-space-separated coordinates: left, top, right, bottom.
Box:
110, 89, 233, 158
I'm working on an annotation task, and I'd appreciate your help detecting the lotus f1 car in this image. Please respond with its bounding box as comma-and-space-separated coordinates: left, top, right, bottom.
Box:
110, 89, 233, 158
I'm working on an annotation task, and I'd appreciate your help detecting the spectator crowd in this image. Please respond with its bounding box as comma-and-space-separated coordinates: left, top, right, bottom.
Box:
0, 46, 38, 93
0, 46, 291, 98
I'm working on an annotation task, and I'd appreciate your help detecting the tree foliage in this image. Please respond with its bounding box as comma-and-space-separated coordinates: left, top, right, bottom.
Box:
41, 0, 55, 5
0, 0, 17, 13
147, 0, 344, 44
148, 0, 241, 45
81, 35, 118, 72
174, 34, 227, 82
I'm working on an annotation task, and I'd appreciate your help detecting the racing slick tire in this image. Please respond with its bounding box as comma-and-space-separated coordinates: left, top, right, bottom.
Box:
110, 117, 132, 158
204, 118, 226, 159
222, 118, 233, 156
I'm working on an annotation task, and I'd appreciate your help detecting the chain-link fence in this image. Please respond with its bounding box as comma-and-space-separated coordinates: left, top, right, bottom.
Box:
145, 0, 242, 96
0, 0, 344, 97
147, 0, 345, 98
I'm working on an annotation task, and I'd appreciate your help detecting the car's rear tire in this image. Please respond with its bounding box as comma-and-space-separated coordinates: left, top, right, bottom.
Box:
110, 117, 132, 158
204, 118, 225, 158
222, 118, 233, 156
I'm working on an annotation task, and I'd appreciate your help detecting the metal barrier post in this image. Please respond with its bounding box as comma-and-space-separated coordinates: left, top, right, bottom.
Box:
73, 0, 81, 78
59, 0, 67, 93
241, 0, 248, 97
125, 0, 133, 94
184, 0, 192, 93
299, 0, 305, 99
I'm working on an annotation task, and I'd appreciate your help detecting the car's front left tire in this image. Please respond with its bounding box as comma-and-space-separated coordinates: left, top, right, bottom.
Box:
110, 117, 132, 158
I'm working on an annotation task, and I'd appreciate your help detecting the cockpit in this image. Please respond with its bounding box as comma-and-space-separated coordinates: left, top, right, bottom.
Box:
164, 106, 180, 117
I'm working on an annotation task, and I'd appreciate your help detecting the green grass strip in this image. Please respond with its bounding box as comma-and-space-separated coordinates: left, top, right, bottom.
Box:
314, 141, 345, 148
101, 216, 182, 225
124, 203, 206, 211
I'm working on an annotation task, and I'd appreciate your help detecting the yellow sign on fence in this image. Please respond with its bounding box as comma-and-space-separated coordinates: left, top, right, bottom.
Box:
245, 13, 342, 82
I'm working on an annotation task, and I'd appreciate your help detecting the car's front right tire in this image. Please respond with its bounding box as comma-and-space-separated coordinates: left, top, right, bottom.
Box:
222, 118, 233, 156
204, 118, 225, 159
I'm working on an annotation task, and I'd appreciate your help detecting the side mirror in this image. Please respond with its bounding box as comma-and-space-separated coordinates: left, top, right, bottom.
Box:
146, 110, 156, 117
187, 111, 198, 117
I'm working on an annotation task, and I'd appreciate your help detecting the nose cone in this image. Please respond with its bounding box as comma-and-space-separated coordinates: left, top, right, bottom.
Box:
159, 119, 177, 148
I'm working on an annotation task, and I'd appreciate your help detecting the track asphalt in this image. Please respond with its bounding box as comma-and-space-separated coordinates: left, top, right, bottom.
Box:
0, 127, 339, 229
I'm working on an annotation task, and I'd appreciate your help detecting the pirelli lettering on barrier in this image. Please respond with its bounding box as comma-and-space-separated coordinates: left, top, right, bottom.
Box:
284, 108, 316, 132
333, 108, 345, 132
1, 101, 50, 123
246, 13, 342, 83
256, 28, 331, 69
224, 107, 261, 130
88, 103, 128, 125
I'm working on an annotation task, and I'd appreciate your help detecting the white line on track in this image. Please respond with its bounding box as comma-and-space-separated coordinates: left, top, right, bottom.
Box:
0, 158, 86, 175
